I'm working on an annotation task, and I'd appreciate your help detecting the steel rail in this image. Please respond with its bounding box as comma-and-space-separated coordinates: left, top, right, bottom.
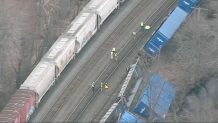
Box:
65, 0, 177, 122
92, 0, 179, 122
40, 0, 151, 122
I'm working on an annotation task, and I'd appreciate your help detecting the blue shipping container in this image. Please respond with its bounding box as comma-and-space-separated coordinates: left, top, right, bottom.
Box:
144, 42, 159, 57
134, 73, 176, 119
178, 0, 201, 13
119, 110, 144, 123
150, 31, 169, 48
144, 6, 188, 57
159, 6, 188, 39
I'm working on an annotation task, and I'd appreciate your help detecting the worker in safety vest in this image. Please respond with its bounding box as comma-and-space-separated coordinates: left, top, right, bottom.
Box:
105, 83, 109, 93
111, 51, 114, 60
132, 32, 136, 40
141, 22, 144, 29
114, 52, 118, 61
101, 82, 103, 92
145, 25, 151, 32
92, 82, 95, 92
111, 47, 116, 60
112, 47, 116, 52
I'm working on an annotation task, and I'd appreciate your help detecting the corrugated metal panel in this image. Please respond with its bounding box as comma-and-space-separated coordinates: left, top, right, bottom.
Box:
135, 59, 144, 77
134, 73, 176, 119
150, 74, 165, 88
0, 113, 17, 122
118, 64, 136, 97
7, 103, 27, 122
178, 0, 201, 12
154, 104, 167, 119
0, 117, 16, 122
159, 7, 188, 39
11, 90, 35, 121
150, 31, 169, 48
0, 110, 20, 122
100, 103, 118, 123
144, 42, 159, 57
0, 90, 35, 122
119, 110, 144, 123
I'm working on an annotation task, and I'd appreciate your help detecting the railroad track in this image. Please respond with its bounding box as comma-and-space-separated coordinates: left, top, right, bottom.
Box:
64, 0, 178, 122
40, 0, 151, 122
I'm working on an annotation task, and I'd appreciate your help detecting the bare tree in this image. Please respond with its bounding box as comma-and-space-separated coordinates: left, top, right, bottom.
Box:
138, 54, 164, 122
181, 96, 213, 122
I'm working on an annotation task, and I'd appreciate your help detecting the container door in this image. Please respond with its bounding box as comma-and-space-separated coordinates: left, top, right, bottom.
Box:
178, 0, 194, 12
144, 42, 160, 57
134, 102, 149, 119
55, 66, 59, 81
150, 31, 169, 48
97, 14, 101, 30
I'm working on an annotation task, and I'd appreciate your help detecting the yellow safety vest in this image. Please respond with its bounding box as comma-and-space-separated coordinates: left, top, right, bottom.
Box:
141, 22, 144, 26
145, 26, 150, 29
114, 53, 117, 56
101, 83, 103, 88
105, 85, 108, 89
111, 52, 114, 55
92, 83, 95, 87
112, 48, 116, 52
133, 32, 136, 35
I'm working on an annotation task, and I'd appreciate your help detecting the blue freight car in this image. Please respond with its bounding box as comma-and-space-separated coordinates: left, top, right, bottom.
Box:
134, 73, 176, 119
144, 6, 188, 57
119, 110, 144, 123
178, 0, 201, 13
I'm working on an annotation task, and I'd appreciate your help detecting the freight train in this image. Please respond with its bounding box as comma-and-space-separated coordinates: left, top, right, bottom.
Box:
0, 0, 123, 122
143, 0, 202, 57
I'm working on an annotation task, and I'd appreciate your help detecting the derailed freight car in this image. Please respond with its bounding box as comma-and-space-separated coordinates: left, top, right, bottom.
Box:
63, 10, 97, 53
0, 90, 35, 122
84, 0, 119, 29
20, 61, 55, 106
134, 73, 176, 120
119, 110, 144, 123
42, 36, 76, 77
144, 6, 188, 57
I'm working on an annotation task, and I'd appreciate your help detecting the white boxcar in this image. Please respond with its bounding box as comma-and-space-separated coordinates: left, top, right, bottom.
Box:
84, 0, 118, 26
63, 11, 97, 53
20, 61, 55, 106
42, 36, 76, 76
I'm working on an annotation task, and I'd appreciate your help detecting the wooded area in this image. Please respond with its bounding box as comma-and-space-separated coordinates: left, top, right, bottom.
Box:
0, 0, 89, 111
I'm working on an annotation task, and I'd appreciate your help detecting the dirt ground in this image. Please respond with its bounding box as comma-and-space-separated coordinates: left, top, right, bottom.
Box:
0, 0, 89, 111
148, 1, 218, 122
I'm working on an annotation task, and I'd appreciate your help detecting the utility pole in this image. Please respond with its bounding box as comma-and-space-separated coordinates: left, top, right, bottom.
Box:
156, 45, 162, 74
191, 7, 208, 20
191, 6, 208, 84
